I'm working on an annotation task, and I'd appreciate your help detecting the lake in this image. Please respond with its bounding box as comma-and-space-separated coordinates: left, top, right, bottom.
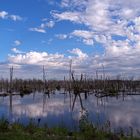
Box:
0, 91, 140, 135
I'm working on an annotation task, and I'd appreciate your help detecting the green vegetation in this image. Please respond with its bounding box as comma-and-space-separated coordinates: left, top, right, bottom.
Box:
0, 117, 139, 140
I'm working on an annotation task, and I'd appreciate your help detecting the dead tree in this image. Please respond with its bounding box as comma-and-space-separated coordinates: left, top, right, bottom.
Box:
9, 66, 13, 113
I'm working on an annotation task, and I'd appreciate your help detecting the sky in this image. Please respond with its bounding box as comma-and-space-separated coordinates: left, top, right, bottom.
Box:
0, 0, 140, 79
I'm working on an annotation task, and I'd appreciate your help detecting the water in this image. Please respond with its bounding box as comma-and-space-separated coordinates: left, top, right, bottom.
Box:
0, 91, 140, 135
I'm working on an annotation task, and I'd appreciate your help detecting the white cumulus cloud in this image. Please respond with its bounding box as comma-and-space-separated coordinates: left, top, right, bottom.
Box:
0, 10, 22, 21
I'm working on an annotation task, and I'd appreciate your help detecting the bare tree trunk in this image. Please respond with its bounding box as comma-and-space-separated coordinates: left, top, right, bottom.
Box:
69, 60, 72, 110
43, 65, 46, 93
9, 66, 13, 114
72, 94, 77, 111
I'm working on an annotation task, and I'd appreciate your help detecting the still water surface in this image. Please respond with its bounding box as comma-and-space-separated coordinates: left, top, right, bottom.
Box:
0, 91, 140, 133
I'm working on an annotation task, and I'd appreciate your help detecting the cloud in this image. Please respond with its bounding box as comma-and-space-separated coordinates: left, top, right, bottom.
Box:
0, 10, 22, 21
9, 15, 22, 21
29, 20, 55, 33
2, 43, 139, 79
0, 11, 8, 19
50, 0, 140, 76
52, 1, 112, 31
46, 20, 55, 28
71, 30, 94, 45
13, 40, 22, 46
11, 48, 24, 54
60, 0, 87, 10
83, 39, 94, 45
68, 48, 88, 59
55, 30, 94, 45
52, 0, 140, 38
29, 27, 46, 33
40, 20, 55, 28
55, 34, 68, 39
7, 49, 89, 78
1, 1, 140, 78
71, 30, 93, 39
8, 51, 65, 66
52, 11, 82, 23
134, 17, 140, 33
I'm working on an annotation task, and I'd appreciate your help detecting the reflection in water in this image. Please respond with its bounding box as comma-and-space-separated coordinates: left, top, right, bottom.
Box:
9, 93, 12, 113
72, 94, 84, 111
42, 93, 47, 113
0, 92, 140, 133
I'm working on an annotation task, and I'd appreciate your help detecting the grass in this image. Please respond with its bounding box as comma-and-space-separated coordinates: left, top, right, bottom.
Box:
0, 118, 139, 140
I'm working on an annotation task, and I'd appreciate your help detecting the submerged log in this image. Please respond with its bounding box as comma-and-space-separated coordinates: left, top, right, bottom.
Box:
95, 92, 140, 98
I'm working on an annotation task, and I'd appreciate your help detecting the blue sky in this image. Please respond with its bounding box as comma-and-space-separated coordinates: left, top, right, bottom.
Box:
0, 0, 140, 79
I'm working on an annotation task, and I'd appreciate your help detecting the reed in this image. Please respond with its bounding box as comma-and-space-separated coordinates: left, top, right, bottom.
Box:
0, 117, 139, 140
